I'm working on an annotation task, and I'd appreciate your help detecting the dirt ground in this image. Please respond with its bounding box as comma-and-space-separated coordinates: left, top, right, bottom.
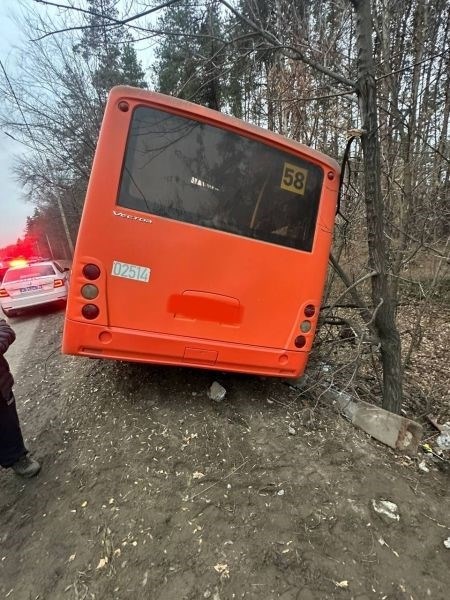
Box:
0, 309, 449, 600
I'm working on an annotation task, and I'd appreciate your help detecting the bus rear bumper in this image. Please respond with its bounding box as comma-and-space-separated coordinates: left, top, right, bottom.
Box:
62, 318, 308, 378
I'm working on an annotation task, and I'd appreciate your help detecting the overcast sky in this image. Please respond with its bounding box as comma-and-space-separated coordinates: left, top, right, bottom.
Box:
0, 0, 32, 247
0, 0, 158, 249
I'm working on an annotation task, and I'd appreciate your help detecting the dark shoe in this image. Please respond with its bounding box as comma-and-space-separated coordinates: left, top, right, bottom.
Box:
11, 455, 41, 478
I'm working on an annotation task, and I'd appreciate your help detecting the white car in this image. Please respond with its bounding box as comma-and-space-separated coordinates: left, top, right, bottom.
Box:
0, 260, 70, 318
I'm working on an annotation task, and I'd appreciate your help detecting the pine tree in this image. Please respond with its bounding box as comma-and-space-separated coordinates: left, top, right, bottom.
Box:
154, 1, 225, 110
78, 0, 147, 99
120, 43, 147, 88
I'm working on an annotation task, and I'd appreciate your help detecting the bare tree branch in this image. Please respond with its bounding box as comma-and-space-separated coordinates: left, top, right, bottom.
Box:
218, 0, 355, 88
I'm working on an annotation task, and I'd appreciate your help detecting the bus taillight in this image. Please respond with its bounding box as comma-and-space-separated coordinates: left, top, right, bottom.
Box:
81, 284, 99, 300
300, 320, 311, 333
294, 335, 306, 348
82, 264, 100, 280
54, 279, 64, 288
304, 304, 315, 317
82, 304, 99, 320
0, 288, 9, 297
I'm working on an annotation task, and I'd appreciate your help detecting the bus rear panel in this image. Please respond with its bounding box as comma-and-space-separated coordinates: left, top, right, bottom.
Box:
63, 87, 339, 378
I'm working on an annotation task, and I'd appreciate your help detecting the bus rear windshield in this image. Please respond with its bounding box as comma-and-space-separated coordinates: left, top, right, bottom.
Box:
118, 106, 324, 252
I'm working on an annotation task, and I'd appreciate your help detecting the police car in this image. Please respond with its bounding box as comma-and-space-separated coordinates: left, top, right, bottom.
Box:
0, 260, 70, 318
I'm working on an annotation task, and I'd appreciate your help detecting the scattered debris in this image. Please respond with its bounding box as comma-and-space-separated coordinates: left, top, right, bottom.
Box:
297, 375, 423, 454
418, 460, 430, 473
213, 563, 230, 578
422, 443, 448, 462
193, 471, 205, 480
288, 425, 296, 435
277, 489, 285, 496
335, 580, 349, 589
334, 391, 422, 455
378, 536, 400, 557
425, 418, 450, 451
96, 557, 108, 569
436, 424, 450, 451
371, 500, 400, 522
208, 381, 227, 402
427, 415, 445, 432
444, 538, 450, 549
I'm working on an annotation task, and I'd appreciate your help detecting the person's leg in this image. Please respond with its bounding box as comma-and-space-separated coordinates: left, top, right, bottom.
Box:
0, 392, 40, 477
0, 392, 27, 468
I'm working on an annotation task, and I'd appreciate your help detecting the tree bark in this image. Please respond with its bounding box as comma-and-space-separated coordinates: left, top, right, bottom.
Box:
350, 0, 402, 413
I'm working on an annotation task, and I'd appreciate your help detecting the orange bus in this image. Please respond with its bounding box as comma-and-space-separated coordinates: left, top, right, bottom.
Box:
62, 86, 339, 378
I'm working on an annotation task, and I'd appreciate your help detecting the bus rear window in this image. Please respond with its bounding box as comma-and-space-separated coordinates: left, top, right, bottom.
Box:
118, 106, 324, 252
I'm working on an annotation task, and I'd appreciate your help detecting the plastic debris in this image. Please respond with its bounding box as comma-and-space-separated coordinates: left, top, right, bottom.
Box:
436, 424, 450, 450
418, 460, 430, 473
288, 425, 296, 435
371, 499, 400, 522
444, 537, 450, 549
208, 382, 227, 402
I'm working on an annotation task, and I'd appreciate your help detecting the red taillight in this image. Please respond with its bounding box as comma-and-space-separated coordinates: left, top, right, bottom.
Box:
54, 279, 64, 288
304, 304, 316, 317
0, 288, 9, 298
83, 264, 100, 280
82, 304, 99, 320
294, 335, 306, 348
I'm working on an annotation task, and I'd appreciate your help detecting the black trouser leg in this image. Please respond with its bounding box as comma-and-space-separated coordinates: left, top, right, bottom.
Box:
0, 392, 27, 468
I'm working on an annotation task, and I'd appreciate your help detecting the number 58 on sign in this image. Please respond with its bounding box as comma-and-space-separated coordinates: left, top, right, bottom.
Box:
280, 163, 308, 196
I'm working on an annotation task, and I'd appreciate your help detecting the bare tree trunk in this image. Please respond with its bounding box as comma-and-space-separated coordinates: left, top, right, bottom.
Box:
350, 0, 402, 413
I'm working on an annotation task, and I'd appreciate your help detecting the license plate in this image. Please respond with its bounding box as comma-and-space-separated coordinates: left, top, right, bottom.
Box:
111, 261, 151, 283
19, 285, 43, 293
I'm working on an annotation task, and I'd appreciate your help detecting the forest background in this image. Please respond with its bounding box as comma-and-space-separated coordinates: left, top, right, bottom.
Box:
0, 0, 448, 417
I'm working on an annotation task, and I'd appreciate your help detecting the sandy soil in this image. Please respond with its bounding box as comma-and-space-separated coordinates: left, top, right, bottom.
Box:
0, 309, 449, 600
